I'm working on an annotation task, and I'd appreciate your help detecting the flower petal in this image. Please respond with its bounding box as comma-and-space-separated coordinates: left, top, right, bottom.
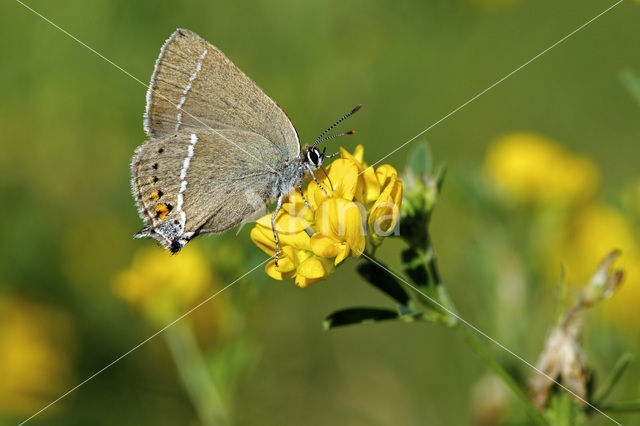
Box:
361, 166, 381, 206
334, 244, 350, 265
376, 164, 398, 189
295, 275, 326, 288
340, 144, 365, 166
251, 211, 312, 252
369, 175, 403, 236
256, 208, 308, 234
297, 256, 334, 283
265, 258, 297, 280
310, 234, 341, 258
250, 225, 276, 255
342, 202, 366, 256
283, 198, 314, 224
326, 159, 360, 200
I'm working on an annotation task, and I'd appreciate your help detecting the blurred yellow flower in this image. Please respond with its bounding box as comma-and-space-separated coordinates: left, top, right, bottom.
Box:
554, 204, 640, 332
484, 132, 600, 207
250, 145, 403, 288
0, 298, 75, 417
113, 245, 225, 326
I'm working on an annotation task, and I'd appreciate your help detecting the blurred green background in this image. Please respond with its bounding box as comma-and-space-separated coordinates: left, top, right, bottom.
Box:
1, 0, 639, 424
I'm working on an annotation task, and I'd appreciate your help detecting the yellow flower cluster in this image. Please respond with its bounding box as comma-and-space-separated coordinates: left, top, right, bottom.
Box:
0, 298, 75, 416
251, 145, 403, 288
554, 204, 640, 333
113, 246, 227, 327
483, 131, 640, 333
484, 132, 599, 206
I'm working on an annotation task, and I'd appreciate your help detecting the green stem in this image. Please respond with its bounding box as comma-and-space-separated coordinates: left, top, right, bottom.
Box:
164, 320, 229, 426
365, 241, 546, 423
593, 353, 634, 405
425, 239, 442, 285
423, 238, 547, 425
552, 391, 578, 426
456, 323, 548, 425
598, 400, 640, 413
364, 250, 406, 282
368, 240, 379, 257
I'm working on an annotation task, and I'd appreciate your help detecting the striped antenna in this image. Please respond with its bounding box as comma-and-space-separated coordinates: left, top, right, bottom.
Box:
312, 104, 361, 147
314, 130, 356, 145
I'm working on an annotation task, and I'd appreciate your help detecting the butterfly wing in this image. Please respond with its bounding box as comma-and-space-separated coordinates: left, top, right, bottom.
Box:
144, 28, 300, 159
132, 129, 283, 252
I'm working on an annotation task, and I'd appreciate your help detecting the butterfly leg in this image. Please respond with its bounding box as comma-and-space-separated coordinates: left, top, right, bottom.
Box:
298, 180, 311, 209
306, 164, 329, 196
271, 194, 283, 266
325, 151, 340, 159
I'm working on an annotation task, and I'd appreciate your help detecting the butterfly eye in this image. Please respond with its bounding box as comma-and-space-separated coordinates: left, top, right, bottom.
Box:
307, 148, 322, 167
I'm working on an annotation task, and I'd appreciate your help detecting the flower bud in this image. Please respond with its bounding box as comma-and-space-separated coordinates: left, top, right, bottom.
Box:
582, 250, 624, 307
529, 322, 588, 410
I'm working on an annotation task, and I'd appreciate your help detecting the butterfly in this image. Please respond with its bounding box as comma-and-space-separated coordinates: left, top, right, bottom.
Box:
131, 29, 359, 263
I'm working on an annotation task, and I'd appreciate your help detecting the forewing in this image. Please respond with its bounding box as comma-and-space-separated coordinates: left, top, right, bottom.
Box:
131, 129, 279, 250
144, 28, 299, 158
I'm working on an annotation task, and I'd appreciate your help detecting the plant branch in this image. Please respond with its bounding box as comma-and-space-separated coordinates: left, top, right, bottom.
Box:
423, 238, 547, 424
164, 321, 229, 426
593, 353, 634, 405
456, 323, 548, 425
364, 248, 547, 424
598, 400, 640, 413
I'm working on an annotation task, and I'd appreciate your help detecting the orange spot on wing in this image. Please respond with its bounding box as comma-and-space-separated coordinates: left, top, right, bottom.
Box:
155, 203, 170, 220
151, 190, 162, 201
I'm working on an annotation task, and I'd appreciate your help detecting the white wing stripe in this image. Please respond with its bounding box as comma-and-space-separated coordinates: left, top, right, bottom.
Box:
175, 49, 209, 131
176, 133, 199, 223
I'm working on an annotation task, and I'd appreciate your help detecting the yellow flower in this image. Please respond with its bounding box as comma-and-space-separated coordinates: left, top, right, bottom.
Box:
369, 167, 403, 245
338, 148, 403, 243
553, 204, 640, 333
311, 197, 366, 264
0, 298, 75, 417
340, 145, 380, 207
251, 208, 334, 288
251, 145, 403, 287
113, 245, 225, 326
484, 132, 600, 207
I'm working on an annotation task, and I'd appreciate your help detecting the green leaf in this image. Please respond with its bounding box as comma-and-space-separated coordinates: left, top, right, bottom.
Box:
397, 303, 418, 318
554, 265, 566, 326
399, 216, 429, 251
398, 248, 447, 315
620, 68, 640, 107
164, 323, 229, 425
599, 399, 640, 413
357, 262, 410, 306
323, 307, 399, 329
545, 390, 584, 426
401, 247, 430, 287
407, 142, 432, 176
594, 353, 634, 405
208, 337, 260, 393
435, 164, 447, 193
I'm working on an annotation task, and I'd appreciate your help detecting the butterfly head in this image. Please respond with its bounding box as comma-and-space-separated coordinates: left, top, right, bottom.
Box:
305, 146, 325, 170
304, 104, 362, 170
